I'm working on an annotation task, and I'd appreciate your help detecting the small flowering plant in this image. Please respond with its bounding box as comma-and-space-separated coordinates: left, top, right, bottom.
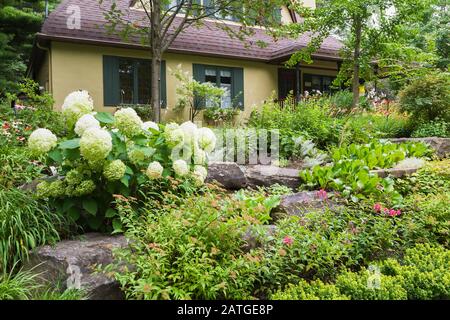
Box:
373, 203, 402, 217
28, 91, 217, 232
0, 120, 34, 147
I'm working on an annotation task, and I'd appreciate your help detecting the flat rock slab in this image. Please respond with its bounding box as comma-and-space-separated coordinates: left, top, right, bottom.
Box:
274, 191, 342, 220
207, 163, 302, 190
25, 233, 128, 300
242, 165, 301, 189
371, 167, 420, 178
389, 137, 450, 159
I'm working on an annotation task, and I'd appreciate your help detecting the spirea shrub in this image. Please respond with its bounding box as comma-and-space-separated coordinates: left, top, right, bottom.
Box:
27, 91, 217, 232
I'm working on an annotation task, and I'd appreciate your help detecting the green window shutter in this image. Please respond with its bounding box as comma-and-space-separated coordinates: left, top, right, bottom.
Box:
273, 8, 282, 24
103, 56, 120, 106
204, 0, 214, 15
232, 67, 244, 109
160, 60, 167, 108
193, 64, 206, 109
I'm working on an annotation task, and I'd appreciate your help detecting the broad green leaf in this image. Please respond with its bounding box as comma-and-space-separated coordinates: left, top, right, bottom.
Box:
105, 208, 117, 218
112, 219, 123, 234
67, 207, 80, 221
48, 149, 63, 163
82, 199, 98, 216
95, 112, 115, 124
59, 138, 80, 149
121, 175, 130, 187
63, 199, 75, 212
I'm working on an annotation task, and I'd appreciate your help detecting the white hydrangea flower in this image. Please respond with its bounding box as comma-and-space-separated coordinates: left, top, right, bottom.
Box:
180, 121, 198, 146
198, 127, 217, 153
146, 161, 164, 179
62, 90, 94, 128
28, 128, 57, 155
192, 165, 208, 186
142, 121, 159, 133
103, 160, 126, 181
74, 114, 100, 136
164, 123, 184, 147
80, 127, 112, 163
193, 147, 207, 165
114, 108, 143, 137
173, 159, 189, 177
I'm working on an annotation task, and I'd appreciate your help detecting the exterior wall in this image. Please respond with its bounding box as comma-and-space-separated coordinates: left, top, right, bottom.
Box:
50, 41, 278, 122
280, 6, 294, 24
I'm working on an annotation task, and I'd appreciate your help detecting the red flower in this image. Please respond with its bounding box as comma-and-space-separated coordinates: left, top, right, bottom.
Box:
2, 122, 10, 130
282, 236, 294, 246
316, 189, 328, 200
373, 203, 382, 213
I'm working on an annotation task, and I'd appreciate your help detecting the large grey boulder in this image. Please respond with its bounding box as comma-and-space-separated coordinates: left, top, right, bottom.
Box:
25, 233, 128, 300
389, 137, 450, 159
274, 191, 342, 221
242, 165, 301, 189
206, 162, 248, 190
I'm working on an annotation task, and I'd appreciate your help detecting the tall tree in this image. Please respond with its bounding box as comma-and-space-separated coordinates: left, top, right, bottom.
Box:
101, 0, 284, 122
0, 0, 60, 95
283, 0, 430, 108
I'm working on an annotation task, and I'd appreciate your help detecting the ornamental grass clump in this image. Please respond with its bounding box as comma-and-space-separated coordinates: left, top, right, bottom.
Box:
26, 91, 217, 233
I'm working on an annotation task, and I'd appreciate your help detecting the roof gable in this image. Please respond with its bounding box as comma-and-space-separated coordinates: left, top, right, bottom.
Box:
39, 0, 342, 62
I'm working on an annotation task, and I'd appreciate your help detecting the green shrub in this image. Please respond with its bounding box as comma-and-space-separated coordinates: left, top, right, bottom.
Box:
107, 189, 281, 300
0, 146, 45, 189
334, 269, 408, 300
399, 72, 450, 124
402, 192, 450, 248
272, 244, 449, 300
261, 204, 406, 293
248, 98, 340, 149
329, 91, 371, 117
395, 160, 450, 196
412, 119, 449, 138
204, 107, 240, 125
342, 114, 411, 143
381, 244, 450, 299
271, 279, 349, 300
0, 189, 63, 272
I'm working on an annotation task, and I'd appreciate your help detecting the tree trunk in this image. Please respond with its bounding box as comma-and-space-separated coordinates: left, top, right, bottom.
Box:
352, 17, 362, 109
151, 1, 162, 123
151, 53, 162, 123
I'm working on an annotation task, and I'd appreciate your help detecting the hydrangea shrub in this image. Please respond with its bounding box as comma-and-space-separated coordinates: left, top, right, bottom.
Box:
28, 91, 217, 232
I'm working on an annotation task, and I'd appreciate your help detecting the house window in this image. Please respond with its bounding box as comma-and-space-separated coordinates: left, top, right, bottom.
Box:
303, 74, 336, 94
103, 56, 166, 107
193, 64, 244, 109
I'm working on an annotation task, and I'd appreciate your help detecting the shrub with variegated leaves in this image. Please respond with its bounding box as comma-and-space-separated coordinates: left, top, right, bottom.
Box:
27, 91, 217, 233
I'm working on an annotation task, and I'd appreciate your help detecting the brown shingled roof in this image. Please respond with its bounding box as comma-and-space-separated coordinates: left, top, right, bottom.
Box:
39, 0, 343, 63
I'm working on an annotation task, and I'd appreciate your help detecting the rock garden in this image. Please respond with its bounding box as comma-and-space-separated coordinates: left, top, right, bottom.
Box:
1, 80, 449, 301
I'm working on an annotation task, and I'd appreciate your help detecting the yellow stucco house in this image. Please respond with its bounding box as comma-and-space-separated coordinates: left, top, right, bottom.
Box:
28, 0, 342, 122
